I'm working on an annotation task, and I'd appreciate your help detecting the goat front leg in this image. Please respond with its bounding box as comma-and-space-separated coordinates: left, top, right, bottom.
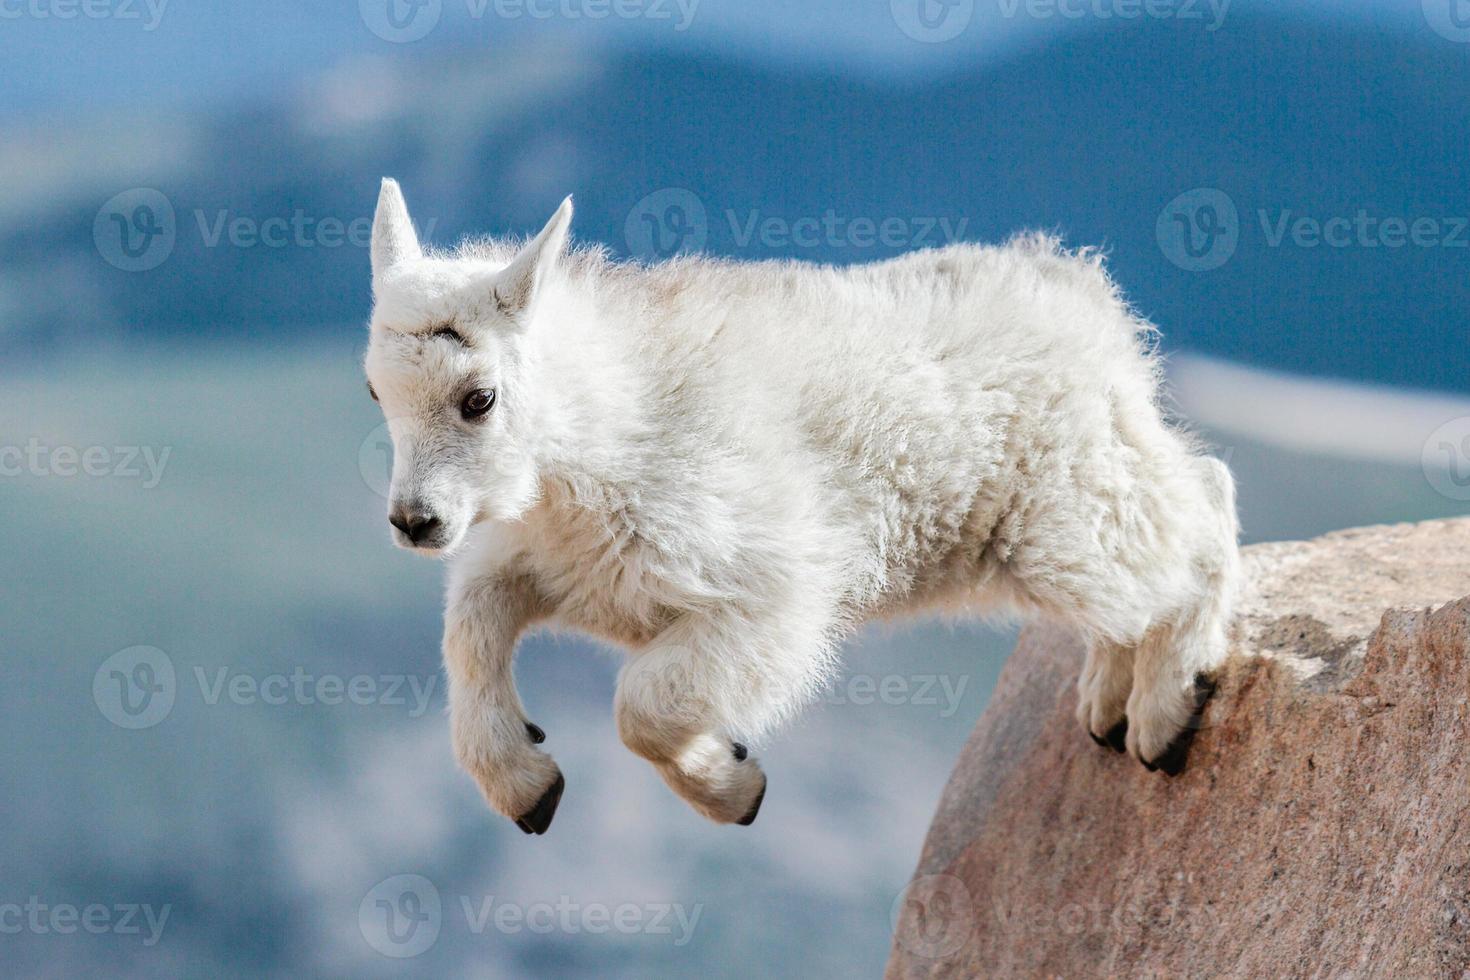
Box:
444, 569, 563, 835
615, 610, 829, 826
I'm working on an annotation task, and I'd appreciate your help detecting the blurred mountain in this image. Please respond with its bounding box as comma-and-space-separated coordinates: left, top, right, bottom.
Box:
2, 10, 1466, 391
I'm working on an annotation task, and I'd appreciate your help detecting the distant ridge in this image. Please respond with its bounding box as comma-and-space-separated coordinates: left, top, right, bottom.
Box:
2, 9, 1466, 394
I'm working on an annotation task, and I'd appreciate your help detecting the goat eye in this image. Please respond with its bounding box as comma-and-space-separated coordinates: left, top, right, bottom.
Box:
461, 388, 496, 419
367, 383, 379, 403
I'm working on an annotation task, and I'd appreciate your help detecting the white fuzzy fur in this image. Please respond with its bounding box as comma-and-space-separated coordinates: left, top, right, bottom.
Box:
364, 179, 1241, 827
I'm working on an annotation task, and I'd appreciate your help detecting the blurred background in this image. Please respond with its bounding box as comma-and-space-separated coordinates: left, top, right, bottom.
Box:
2, 1, 1468, 976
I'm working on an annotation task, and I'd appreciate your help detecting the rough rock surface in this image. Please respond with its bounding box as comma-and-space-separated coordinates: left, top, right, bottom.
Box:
888, 519, 1470, 979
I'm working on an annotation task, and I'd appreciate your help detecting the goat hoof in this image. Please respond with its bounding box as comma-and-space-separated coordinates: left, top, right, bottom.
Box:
736, 776, 766, 826
1089, 719, 1127, 753
1143, 729, 1196, 776
525, 721, 546, 744
1148, 738, 1191, 777
1142, 676, 1218, 776
1104, 719, 1128, 753
732, 741, 748, 761
514, 771, 565, 835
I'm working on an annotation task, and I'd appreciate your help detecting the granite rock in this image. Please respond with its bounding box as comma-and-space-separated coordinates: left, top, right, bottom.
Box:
889, 519, 1470, 979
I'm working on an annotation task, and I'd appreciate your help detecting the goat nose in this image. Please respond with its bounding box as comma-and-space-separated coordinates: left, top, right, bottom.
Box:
389, 507, 441, 544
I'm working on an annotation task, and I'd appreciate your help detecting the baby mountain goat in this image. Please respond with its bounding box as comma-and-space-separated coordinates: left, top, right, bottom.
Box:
363, 179, 1240, 834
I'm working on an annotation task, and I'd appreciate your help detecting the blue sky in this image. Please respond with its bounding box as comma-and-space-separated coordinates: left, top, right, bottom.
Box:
0, 0, 1426, 117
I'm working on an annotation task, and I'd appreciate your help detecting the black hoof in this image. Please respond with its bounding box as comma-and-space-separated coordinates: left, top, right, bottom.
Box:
1089, 731, 1107, 748
736, 778, 766, 826
525, 721, 546, 744
514, 771, 565, 836
1149, 738, 1191, 777
1104, 719, 1128, 754
1142, 675, 1218, 777
732, 741, 748, 761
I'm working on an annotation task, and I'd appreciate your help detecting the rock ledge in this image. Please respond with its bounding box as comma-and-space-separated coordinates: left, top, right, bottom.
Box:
888, 519, 1470, 979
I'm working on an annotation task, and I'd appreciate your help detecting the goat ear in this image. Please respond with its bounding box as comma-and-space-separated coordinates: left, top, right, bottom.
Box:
493, 196, 573, 323
371, 178, 422, 280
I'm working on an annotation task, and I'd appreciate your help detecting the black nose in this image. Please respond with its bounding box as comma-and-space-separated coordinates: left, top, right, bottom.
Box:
389, 508, 441, 545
